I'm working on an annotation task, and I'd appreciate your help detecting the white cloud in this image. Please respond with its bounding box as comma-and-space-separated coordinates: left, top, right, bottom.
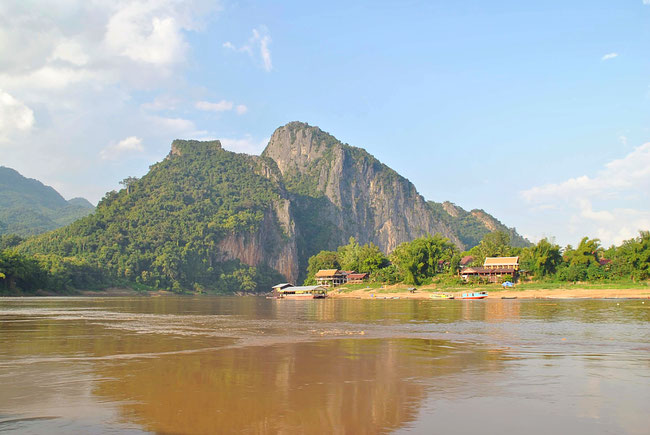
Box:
220, 135, 269, 155
601, 53, 618, 61
521, 143, 650, 245
150, 116, 196, 133
196, 100, 234, 112
0, 0, 221, 203
223, 26, 273, 72
0, 89, 34, 142
522, 143, 650, 202
104, 4, 186, 66
48, 40, 90, 66
644, 0, 650, 5
196, 100, 248, 115
141, 95, 180, 111
100, 136, 144, 160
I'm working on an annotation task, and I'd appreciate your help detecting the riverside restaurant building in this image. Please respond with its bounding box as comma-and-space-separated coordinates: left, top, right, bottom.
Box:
460, 256, 520, 283
315, 269, 348, 287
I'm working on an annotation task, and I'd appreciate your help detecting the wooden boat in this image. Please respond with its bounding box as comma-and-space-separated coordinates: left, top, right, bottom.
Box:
430, 293, 455, 300
457, 291, 488, 300
275, 285, 327, 300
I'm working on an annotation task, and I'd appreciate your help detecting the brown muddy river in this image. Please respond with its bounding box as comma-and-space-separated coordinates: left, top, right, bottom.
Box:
0, 297, 648, 434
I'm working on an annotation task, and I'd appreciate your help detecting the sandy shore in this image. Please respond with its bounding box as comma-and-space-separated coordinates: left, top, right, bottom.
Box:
329, 287, 650, 300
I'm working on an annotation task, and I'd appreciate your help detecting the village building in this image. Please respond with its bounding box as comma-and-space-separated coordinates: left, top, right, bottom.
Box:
460, 256, 519, 283
346, 272, 369, 284
315, 269, 347, 287
459, 256, 474, 268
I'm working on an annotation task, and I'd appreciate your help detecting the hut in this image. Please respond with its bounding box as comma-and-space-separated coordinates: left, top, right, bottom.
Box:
346, 272, 369, 284
315, 269, 347, 287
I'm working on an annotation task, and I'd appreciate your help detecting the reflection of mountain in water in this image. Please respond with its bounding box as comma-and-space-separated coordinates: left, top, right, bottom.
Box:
91, 338, 504, 434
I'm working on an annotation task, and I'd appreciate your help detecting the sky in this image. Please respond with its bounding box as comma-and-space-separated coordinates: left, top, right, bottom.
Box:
1, 0, 649, 248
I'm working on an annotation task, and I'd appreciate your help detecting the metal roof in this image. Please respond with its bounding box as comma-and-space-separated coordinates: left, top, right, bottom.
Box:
483, 257, 519, 267
315, 269, 342, 277
277, 285, 327, 293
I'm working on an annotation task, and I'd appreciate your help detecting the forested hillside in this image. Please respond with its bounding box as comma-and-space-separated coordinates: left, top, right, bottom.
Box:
5, 122, 530, 294
0, 166, 95, 236
17, 140, 292, 293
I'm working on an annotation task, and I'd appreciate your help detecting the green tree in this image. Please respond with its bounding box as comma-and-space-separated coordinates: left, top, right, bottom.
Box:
304, 250, 340, 284
520, 238, 562, 278
469, 231, 513, 265
390, 234, 458, 285
565, 237, 601, 267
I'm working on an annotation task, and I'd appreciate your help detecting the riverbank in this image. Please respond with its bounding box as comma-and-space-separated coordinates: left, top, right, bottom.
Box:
328, 284, 650, 300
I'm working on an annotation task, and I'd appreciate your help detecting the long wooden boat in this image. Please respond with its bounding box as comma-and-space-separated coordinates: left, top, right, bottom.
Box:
275, 285, 328, 300
430, 293, 455, 300
457, 291, 488, 300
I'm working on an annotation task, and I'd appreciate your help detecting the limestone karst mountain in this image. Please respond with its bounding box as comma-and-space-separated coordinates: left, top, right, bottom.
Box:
19, 122, 527, 289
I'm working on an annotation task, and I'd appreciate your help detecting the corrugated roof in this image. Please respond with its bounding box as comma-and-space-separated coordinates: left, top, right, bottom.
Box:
462, 267, 517, 274
460, 255, 474, 265
347, 273, 368, 279
483, 257, 519, 266
272, 283, 293, 289
315, 269, 341, 277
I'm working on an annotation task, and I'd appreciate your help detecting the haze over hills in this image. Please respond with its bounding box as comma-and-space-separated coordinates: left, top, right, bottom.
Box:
19, 122, 528, 289
0, 166, 95, 236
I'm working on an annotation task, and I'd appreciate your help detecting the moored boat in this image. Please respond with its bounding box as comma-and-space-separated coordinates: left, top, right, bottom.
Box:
430, 293, 455, 300
457, 291, 488, 300
275, 285, 328, 300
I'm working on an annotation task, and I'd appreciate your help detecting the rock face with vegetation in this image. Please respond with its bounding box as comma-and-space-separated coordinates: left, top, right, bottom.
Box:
0, 166, 95, 236
263, 122, 528, 278
262, 122, 462, 253
12, 122, 528, 293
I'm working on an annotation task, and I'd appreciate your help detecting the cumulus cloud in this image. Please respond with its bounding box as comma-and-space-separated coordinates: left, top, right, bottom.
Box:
223, 26, 273, 72
140, 95, 180, 111
601, 53, 618, 61
196, 100, 233, 112
104, 3, 187, 66
150, 116, 196, 133
195, 100, 248, 115
0, 90, 34, 142
522, 143, 650, 202
100, 136, 144, 160
521, 143, 650, 245
219, 135, 269, 155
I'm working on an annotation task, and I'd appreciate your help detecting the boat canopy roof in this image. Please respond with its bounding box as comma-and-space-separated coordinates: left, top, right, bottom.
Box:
277, 285, 327, 293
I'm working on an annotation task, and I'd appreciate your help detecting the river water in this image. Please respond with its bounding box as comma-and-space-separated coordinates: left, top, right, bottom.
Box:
0, 297, 648, 434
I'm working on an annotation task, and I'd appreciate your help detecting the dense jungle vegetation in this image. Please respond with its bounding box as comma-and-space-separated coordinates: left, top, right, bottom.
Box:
303, 231, 650, 286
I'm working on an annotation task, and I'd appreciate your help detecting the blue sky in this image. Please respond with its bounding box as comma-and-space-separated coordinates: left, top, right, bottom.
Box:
1, 0, 649, 247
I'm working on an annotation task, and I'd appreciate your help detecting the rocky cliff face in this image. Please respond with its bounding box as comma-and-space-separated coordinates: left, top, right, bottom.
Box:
216, 199, 298, 282
19, 122, 527, 291
262, 122, 462, 255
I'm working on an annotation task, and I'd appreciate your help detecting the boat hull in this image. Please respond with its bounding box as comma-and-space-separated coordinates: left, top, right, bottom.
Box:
281, 294, 326, 300
458, 292, 488, 300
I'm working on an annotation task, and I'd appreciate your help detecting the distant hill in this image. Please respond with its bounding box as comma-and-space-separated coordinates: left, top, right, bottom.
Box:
0, 167, 95, 236
19, 122, 529, 291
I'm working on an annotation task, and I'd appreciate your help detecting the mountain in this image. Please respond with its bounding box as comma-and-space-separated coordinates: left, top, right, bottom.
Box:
0, 167, 95, 236
19, 122, 528, 291
262, 122, 528, 275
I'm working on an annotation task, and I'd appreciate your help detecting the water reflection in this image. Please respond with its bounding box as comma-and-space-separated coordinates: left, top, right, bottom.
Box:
92, 339, 502, 434
0, 297, 649, 434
